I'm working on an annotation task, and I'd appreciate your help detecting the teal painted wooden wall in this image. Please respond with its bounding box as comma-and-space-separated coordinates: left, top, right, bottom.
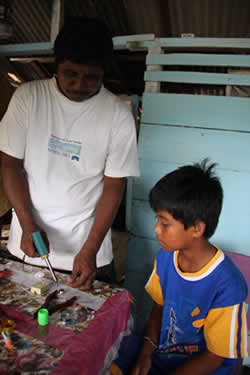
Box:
124, 41, 250, 331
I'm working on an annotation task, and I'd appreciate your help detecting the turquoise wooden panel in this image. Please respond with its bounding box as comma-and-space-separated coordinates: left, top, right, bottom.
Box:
137, 124, 250, 171
146, 53, 250, 67
129, 166, 250, 256
126, 178, 134, 233
0, 42, 54, 56
113, 33, 155, 50
124, 269, 153, 332
212, 170, 250, 255
133, 160, 180, 201
125, 234, 159, 273
125, 236, 159, 331
116, 37, 250, 53
141, 93, 250, 132
144, 71, 250, 86
155, 38, 250, 50
126, 125, 250, 236
129, 200, 155, 240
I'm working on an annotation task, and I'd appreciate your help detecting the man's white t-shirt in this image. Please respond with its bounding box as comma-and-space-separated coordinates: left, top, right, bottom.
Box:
0, 77, 139, 270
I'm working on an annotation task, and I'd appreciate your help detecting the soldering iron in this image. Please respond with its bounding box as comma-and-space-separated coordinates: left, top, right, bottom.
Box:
32, 231, 58, 283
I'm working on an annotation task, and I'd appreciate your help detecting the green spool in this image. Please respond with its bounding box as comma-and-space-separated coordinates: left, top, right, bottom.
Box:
38, 308, 49, 326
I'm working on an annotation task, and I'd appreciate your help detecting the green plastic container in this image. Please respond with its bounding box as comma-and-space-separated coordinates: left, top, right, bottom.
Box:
38, 308, 49, 326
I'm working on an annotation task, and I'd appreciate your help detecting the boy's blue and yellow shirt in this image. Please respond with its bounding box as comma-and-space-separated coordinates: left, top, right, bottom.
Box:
146, 247, 249, 360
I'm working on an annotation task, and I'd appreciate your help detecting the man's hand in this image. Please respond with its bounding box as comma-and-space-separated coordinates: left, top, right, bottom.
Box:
20, 226, 50, 258
68, 247, 97, 290
67, 176, 124, 290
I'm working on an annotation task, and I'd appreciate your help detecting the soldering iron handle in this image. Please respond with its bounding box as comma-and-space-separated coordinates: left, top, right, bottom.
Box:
32, 231, 48, 258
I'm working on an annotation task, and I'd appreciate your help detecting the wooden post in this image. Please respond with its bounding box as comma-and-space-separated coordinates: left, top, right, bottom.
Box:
50, 0, 64, 43
145, 46, 163, 93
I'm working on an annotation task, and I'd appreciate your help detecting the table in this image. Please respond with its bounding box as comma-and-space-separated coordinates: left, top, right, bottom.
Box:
0, 257, 133, 375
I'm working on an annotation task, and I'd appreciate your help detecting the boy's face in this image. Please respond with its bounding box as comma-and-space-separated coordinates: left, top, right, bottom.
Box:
154, 210, 194, 252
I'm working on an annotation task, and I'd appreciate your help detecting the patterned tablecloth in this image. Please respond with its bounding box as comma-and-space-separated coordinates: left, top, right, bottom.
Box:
0, 258, 133, 375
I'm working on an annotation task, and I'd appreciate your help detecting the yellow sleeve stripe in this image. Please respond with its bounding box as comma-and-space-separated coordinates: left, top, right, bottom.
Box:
231, 304, 239, 358
205, 306, 233, 357
145, 261, 164, 306
230, 303, 249, 358
241, 303, 249, 357
205, 304, 248, 358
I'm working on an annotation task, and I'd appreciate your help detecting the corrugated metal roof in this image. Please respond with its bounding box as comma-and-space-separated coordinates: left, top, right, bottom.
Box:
168, 0, 250, 37
1, 0, 250, 111
10, 0, 50, 43
4, 0, 250, 45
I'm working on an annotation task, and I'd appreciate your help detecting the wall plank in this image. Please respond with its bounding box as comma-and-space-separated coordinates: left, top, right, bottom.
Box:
146, 53, 250, 67
142, 93, 250, 132
145, 71, 250, 86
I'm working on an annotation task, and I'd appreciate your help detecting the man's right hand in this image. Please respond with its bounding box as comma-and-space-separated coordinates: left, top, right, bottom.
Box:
20, 226, 49, 258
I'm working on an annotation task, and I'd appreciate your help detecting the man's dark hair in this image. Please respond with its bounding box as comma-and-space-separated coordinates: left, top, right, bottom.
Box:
54, 16, 113, 67
149, 159, 223, 239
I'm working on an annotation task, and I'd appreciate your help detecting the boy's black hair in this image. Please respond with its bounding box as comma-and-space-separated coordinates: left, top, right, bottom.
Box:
149, 159, 223, 239
54, 16, 113, 67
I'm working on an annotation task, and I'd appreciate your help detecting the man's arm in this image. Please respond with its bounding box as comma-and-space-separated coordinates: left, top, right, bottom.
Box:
1, 152, 46, 257
68, 175, 125, 290
131, 302, 163, 375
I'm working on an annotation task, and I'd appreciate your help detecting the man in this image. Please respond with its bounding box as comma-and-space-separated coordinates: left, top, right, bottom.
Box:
0, 17, 139, 290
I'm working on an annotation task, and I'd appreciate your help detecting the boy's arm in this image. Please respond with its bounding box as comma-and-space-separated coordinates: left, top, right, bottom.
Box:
131, 302, 163, 375
169, 349, 224, 375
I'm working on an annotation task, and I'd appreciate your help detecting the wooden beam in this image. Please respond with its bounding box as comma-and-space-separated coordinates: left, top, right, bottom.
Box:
50, 0, 64, 43
31, 61, 49, 79
145, 47, 162, 93
10, 57, 55, 63
146, 53, 250, 68
144, 71, 250, 86
155, 38, 250, 51
0, 42, 54, 57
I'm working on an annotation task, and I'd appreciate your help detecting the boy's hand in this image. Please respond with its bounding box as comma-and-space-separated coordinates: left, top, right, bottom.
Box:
130, 353, 152, 375
130, 302, 162, 374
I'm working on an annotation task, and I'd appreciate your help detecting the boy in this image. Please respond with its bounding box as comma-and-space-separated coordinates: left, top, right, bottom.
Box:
112, 160, 249, 375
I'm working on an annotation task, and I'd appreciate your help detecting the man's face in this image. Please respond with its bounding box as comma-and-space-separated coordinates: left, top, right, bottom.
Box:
56, 60, 103, 102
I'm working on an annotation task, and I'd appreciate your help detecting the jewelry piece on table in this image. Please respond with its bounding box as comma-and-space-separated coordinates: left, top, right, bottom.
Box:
34, 271, 45, 279
22, 255, 33, 272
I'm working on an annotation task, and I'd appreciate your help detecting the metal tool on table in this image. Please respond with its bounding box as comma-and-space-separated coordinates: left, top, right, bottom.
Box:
32, 231, 58, 283
33, 290, 77, 319
0, 317, 16, 333
0, 310, 16, 350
